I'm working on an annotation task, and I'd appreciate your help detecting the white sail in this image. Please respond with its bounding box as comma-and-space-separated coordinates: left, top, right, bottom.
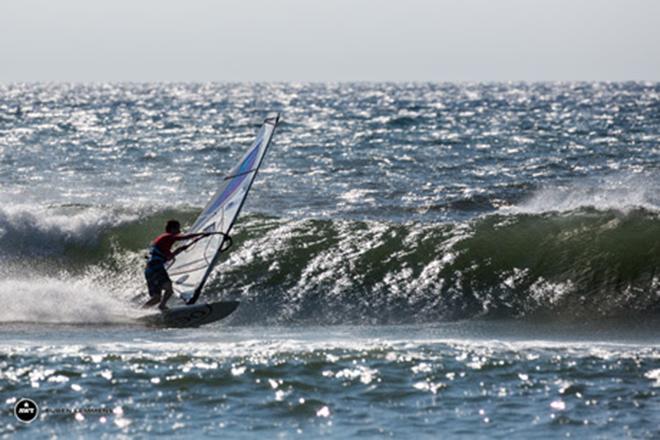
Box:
167, 114, 280, 304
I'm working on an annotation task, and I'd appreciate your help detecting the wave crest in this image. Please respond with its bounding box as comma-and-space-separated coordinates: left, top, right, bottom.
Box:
2, 205, 659, 324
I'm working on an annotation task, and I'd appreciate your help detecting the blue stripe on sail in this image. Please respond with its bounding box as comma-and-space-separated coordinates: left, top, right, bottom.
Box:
204, 140, 261, 216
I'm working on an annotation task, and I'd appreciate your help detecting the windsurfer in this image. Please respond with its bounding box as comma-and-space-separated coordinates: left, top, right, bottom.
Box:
143, 220, 212, 310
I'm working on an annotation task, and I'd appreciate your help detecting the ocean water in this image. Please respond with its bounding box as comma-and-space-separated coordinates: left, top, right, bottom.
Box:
0, 82, 659, 438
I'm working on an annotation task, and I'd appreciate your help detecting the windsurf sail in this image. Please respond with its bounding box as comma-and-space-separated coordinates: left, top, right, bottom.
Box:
167, 114, 280, 305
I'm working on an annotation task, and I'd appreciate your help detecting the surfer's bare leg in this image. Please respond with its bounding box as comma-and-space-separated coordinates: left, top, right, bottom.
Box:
158, 281, 173, 310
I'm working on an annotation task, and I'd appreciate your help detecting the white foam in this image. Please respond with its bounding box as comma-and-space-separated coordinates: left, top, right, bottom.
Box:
509, 173, 659, 215
0, 275, 139, 324
0, 203, 139, 256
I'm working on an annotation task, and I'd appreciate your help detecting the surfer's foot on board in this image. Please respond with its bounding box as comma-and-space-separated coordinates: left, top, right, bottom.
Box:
158, 287, 173, 312
158, 305, 169, 312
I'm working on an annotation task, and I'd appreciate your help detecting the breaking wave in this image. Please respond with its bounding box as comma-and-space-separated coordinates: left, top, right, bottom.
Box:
1, 202, 658, 324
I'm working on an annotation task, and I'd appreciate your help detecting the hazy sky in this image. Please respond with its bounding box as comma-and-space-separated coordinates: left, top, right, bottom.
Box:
1, 0, 658, 82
